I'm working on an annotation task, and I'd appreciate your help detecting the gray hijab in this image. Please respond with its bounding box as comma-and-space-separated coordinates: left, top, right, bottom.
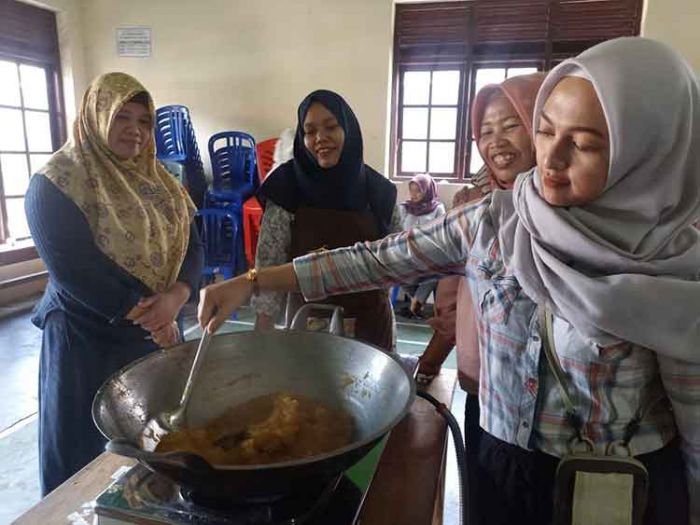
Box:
491, 37, 700, 361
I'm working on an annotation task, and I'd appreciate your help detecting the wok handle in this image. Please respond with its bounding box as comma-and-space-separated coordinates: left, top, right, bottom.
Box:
290, 304, 345, 336
106, 438, 214, 473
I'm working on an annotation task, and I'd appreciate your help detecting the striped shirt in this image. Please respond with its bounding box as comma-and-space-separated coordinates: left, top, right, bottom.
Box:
293, 196, 700, 518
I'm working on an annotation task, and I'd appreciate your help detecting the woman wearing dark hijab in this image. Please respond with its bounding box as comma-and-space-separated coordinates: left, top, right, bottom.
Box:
253, 90, 398, 350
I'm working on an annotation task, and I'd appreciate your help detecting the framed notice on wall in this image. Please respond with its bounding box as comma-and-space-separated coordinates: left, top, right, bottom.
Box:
116, 27, 152, 57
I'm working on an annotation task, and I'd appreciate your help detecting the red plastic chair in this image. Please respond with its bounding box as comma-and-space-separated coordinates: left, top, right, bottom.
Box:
243, 138, 278, 268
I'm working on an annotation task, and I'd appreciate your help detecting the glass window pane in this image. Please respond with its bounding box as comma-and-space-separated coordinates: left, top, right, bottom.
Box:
403, 71, 430, 105
0, 154, 30, 196
0, 61, 20, 106
431, 70, 460, 105
470, 141, 484, 174
430, 108, 457, 140
25, 111, 53, 152
402, 108, 428, 140
474, 68, 506, 98
30, 153, 52, 174
428, 142, 455, 174
6, 198, 30, 239
401, 141, 427, 173
20, 64, 49, 110
0, 108, 26, 151
506, 67, 538, 79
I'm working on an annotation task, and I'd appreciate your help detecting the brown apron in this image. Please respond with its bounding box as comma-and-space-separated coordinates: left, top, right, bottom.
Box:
288, 206, 394, 352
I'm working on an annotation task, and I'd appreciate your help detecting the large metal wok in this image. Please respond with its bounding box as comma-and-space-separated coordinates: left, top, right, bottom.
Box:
92, 305, 415, 502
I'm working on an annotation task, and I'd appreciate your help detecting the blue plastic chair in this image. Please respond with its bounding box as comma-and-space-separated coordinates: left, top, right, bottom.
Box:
194, 208, 239, 282
207, 131, 257, 205
155, 105, 207, 208
155, 105, 189, 163
390, 286, 401, 306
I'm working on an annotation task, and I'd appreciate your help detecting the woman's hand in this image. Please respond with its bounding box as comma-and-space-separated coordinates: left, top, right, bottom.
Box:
198, 276, 252, 334
131, 282, 191, 332
151, 322, 181, 348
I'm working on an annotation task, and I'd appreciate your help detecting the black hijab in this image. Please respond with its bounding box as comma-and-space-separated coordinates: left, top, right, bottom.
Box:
260, 90, 396, 236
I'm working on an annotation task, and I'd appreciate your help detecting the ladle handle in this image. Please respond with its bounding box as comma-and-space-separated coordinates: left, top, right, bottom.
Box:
178, 329, 212, 408
290, 304, 345, 336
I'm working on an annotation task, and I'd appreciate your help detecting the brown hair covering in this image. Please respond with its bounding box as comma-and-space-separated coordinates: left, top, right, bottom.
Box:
469, 73, 546, 191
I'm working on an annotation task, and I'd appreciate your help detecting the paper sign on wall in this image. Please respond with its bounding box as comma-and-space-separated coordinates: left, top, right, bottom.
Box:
116, 27, 152, 58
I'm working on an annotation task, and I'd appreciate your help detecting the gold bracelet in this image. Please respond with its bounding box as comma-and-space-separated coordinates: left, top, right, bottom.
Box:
245, 268, 259, 296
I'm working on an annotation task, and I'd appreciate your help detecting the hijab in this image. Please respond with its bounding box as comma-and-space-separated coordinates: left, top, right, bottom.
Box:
491, 37, 700, 361
471, 73, 546, 192
403, 173, 440, 215
260, 90, 396, 235
38, 72, 196, 293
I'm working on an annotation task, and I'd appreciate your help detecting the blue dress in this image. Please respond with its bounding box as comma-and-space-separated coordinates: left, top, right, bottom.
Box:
25, 174, 204, 495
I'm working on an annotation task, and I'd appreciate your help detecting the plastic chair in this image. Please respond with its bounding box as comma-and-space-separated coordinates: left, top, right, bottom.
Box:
255, 138, 278, 182
242, 138, 278, 268
207, 131, 257, 205
390, 286, 401, 306
194, 208, 239, 282
155, 105, 188, 163
155, 105, 207, 208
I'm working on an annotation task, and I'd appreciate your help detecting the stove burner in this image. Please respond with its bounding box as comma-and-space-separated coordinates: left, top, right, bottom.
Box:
178, 475, 342, 524
95, 465, 363, 525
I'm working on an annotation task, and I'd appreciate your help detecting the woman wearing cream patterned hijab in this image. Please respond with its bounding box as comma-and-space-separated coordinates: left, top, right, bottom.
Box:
39, 72, 195, 292
26, 72, 203, 495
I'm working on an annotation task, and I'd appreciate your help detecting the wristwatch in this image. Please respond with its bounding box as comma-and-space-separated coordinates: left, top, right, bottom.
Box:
245, 268, 259, 296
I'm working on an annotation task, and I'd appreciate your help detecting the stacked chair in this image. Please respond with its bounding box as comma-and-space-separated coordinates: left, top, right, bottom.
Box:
242, 138, 277, 268
154, 105, 207, 208
203, 131, 258, 276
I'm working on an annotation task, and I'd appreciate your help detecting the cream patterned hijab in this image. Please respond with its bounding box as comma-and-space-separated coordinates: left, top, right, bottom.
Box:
491, 38, 700, 361
38, 72, 195, 293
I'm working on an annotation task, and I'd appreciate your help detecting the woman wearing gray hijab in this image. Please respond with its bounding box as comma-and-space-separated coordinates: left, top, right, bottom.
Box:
200, 38, 699, 524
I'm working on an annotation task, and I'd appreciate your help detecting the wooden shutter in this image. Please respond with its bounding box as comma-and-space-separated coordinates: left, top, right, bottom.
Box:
550, 0, 643, 42
0, 0, 60, 65
394, 2, 473, 65
474, 0, 550, 43
394, 0, 643, 61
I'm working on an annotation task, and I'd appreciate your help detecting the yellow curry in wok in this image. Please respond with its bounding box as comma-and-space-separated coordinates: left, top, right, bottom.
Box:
156, 393, 353, 465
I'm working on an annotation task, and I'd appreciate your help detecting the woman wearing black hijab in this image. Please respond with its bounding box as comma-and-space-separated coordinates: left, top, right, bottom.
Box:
253, 90, 398, 350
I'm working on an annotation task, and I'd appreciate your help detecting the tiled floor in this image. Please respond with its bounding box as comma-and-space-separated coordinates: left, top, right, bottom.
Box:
0, 303, 463, 524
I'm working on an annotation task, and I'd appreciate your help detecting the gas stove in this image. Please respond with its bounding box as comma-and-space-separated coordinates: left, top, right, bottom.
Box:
94, 463, 365, 525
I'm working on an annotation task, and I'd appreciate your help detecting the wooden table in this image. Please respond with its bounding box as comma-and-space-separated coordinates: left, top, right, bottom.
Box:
14, 369, 457, 525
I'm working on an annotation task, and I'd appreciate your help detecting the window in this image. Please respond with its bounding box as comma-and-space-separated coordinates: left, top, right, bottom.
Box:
398, 69, 462, 176
0, 61, 56, 241
0, 0, 64, 245
391, 0, 644, 181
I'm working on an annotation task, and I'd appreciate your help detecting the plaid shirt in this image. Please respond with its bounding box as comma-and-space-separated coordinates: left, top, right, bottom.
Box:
294, 197, 700, 520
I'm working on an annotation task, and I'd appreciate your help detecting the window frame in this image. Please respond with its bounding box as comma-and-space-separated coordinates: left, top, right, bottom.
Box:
390, 0, 644, 182
394, 64, 468, 181
0, 0, 65, 256
0, 54, 64, 244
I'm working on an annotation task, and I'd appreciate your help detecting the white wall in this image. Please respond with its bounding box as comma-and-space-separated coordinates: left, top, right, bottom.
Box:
77, 0, 395, 173
642, 0, 700, 73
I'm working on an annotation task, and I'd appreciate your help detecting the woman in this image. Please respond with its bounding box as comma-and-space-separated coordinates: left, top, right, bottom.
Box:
253, 89, 397, 350
420, 73, 546, 384
398, 173, 446, 317
200, 39, 700, 524
25, 72, 203, 495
